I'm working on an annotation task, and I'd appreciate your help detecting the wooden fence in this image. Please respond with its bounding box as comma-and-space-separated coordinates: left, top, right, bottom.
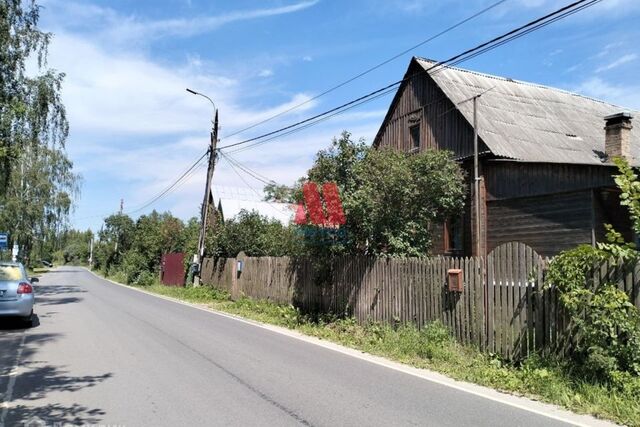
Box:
201, 242, 640, 359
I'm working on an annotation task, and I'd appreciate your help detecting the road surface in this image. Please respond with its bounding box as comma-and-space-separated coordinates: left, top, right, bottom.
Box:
0, 267, 612, 426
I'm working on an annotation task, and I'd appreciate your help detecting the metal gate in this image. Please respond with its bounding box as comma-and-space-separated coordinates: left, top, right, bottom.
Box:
160, 253, 186, 287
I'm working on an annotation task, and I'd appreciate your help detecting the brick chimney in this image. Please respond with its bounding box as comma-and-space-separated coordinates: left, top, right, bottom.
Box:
604, 112, 633, 160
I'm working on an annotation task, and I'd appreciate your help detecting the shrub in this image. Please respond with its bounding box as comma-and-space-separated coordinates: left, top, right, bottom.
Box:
546, 245, 640, 380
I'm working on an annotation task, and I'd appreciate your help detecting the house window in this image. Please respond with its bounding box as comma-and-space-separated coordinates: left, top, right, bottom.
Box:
409, 124, 420, 152
444, 217, 463, 255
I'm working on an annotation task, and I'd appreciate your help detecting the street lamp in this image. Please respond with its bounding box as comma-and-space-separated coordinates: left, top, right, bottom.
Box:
186, 88, 219, 286
186, 88, 217, 112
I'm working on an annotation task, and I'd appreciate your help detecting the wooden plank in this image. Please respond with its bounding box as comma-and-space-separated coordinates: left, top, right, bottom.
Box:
469, 257, 475, 345
526, 248, 538, 356
504, 244, 512, 358
487, 253, 495, 353
518, 243, 527, 358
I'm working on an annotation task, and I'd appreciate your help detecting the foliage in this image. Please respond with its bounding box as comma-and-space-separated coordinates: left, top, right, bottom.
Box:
54, 228, 93, 264
89, 211, 200, 285
546, 157, 640, 381
263, 180, 305, 203
612, 157, 640, 235
301, 131, 466, 256
0, 0, 79, 263
546, 246, 640, 379
205, 209, 302, 258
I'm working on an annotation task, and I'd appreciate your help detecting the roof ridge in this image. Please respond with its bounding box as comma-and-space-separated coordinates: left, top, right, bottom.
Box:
414, 56, 638, 113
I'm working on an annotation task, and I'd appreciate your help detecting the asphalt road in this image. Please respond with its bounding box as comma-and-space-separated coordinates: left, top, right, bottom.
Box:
0, 267, 612, 427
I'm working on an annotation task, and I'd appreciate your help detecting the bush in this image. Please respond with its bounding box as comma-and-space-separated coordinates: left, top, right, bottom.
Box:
120, 251, 150, 285
546, 245, 640, 380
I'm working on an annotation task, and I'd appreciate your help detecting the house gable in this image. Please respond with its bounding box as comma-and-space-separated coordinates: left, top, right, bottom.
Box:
374, 58, 490, 160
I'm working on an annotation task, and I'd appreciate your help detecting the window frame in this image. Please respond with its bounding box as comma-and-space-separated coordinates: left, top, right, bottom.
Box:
409, 124, 420, 152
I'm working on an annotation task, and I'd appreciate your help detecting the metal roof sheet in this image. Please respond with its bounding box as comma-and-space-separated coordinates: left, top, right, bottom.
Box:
416, 58, 640, 166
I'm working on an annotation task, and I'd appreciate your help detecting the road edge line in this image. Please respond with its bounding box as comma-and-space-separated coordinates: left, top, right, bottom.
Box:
80, 267, 614, 427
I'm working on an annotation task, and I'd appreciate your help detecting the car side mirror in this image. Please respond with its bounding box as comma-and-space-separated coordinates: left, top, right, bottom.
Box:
30, 277, 39, 283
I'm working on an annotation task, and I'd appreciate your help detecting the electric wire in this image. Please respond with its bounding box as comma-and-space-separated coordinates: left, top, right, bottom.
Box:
218, 153, 294, 216
126, 150, 209, 215
221, 0, 509, 140
217, 0, 600, 153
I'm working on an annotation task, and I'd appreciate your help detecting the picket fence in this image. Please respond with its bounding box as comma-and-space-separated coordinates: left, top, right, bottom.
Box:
200, 242, 640, 359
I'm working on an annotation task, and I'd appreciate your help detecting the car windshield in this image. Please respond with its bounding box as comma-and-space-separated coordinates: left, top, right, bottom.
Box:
0, 266, 23, 281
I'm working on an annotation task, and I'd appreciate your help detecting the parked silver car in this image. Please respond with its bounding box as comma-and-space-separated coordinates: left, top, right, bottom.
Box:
0, 262, 37, 326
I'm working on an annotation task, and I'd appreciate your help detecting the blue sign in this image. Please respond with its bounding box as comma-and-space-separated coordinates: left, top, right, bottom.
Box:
0, 233, 7, 250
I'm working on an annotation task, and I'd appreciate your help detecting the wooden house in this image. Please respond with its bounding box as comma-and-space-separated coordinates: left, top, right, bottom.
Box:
374, 57, 639, 257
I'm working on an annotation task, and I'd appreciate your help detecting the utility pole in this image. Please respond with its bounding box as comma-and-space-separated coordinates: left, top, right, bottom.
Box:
473, 95, 481, 259
187, 88, 218, 286
89, 238, 94, 270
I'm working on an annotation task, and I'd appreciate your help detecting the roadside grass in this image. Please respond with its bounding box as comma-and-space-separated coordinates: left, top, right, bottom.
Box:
28, 267, 50, 276
107, 279, 639, 426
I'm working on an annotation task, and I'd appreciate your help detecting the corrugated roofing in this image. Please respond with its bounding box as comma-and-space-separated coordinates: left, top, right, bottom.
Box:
416, 58, 640, 166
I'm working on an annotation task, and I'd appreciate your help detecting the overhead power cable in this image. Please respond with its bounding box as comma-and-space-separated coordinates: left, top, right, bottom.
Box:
126, 150, 209, 215
74, 149, 209, 223
221, 0, 508, 140
218, 153, 294, 216
217, 0, 600, 153
224, 85, 399, 155
221, 153, 276, 185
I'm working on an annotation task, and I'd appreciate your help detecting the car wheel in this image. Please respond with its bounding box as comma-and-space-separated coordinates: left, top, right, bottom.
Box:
22, 311, 33, 328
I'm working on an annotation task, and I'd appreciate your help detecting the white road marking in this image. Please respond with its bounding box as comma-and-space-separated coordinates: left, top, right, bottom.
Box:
83, 268, 615, 427
0, 333, 26, 427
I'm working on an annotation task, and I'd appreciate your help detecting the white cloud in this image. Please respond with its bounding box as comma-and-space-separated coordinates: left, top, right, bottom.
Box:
46, 33, 317, 136
302, 55, 313, 62
595, 53, 638, 73
258, 69, 274, 77
575, 77, 640, 110
42, 0, 320, 43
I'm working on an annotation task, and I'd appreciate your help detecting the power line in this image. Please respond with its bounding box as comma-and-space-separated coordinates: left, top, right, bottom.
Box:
126, 150, 209, 215
217, 0, 600, 153
221, 153, 276, 185
221, 0, 508, 140
73, 150, 209, 223
224, 85, 399, 155
218, 153, 294, 217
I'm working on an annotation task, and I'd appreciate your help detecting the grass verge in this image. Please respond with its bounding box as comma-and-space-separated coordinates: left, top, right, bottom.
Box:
105, 278, 639, 426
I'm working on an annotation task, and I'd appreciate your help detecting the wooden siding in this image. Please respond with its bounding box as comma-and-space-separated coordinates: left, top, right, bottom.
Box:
485, 161, 616, 201
487, 190, 593, 257
374, 62, 487, 158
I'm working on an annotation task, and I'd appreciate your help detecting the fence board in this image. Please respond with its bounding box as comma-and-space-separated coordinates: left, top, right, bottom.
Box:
202, 243, 640, 360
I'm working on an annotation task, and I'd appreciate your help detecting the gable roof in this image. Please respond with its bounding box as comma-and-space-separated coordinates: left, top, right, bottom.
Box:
399, 57, 639, 166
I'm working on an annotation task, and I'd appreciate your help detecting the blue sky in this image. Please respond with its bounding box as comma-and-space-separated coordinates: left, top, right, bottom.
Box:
37, 0, 640, 231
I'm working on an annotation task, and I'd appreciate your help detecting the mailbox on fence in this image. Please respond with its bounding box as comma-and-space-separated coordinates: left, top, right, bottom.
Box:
447, 269, 463, 292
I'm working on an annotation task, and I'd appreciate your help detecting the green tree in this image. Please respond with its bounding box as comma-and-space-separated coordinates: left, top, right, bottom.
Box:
213, 210, 301, 258
94, 214, 135, 271
0, 1, 79, 262
303, 131, 466, 256
55, 229, 93, 264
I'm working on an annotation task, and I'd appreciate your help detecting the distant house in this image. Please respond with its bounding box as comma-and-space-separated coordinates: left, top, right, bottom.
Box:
374, 57, 639, 257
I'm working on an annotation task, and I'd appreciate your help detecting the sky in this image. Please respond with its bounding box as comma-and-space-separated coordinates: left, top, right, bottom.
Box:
36, 0, 640, 231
